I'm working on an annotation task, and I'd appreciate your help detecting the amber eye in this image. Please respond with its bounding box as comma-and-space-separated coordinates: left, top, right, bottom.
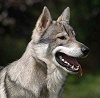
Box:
58, 36, 66, 40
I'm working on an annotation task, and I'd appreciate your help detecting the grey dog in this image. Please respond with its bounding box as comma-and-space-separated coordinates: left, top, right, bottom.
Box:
0, 6, 89, 98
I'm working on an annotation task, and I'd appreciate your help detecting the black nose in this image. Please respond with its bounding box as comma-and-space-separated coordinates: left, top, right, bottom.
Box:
81, 46, 89, 56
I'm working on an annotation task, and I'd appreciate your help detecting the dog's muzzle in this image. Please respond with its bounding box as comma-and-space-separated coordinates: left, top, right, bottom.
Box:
53, 45, 89, 76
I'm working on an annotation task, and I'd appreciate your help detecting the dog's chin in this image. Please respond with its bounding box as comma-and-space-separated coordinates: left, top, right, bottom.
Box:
54, 52, 82, 76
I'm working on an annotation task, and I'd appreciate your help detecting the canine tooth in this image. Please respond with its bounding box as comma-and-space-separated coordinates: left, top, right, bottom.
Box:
74, 67, 79, 70
73, 65, 79, 70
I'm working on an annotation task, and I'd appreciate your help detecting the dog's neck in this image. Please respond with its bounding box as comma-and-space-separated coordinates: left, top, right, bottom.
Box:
8, 41, 67, 98
47, 64, 67, 98
30, 41, 67, 97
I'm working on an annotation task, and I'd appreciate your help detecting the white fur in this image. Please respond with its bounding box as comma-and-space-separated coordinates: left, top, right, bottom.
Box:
33, 43, 50, 64
52, 45, 83, 58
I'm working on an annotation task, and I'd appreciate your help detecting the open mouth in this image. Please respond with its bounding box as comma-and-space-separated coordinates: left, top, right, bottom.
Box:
55, 52, 82, 75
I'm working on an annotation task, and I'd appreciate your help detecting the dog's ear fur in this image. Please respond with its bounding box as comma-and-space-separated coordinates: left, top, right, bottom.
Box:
32, 6, 52, 42
35, 6, 52, 32
57, 7, 70, 24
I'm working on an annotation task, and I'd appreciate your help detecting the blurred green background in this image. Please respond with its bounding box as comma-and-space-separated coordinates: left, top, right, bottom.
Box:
0, 0, 100, 98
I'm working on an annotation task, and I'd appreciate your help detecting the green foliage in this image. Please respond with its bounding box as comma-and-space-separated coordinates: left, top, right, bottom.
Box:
63, 74, 100, 98
0, 36, 26, 66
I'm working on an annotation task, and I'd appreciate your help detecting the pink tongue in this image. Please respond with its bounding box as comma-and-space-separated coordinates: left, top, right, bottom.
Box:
63, 55, 83, 76
63, 55, 79, 66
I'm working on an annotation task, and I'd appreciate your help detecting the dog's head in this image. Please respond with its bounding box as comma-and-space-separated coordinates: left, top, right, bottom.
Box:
32, 7, 89, 75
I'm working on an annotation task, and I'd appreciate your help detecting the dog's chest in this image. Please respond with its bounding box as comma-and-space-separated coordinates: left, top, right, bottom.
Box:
5, 75, 48, 98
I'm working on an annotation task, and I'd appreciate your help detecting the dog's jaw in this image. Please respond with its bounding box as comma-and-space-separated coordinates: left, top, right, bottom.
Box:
52, 46, 83, 75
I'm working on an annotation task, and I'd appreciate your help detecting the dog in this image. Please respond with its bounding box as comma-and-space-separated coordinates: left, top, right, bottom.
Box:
0, 6, 89, 98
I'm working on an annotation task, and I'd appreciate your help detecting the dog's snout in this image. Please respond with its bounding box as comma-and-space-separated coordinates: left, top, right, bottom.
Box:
81, 45, 89, 56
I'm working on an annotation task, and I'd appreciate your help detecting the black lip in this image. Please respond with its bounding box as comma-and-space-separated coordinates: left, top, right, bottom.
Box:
55, 52, 80, 73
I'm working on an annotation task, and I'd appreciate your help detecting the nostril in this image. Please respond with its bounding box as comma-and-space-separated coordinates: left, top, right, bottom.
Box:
81, 46, 89, 56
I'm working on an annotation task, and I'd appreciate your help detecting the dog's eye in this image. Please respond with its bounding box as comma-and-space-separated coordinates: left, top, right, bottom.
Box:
58, 36, 66, 40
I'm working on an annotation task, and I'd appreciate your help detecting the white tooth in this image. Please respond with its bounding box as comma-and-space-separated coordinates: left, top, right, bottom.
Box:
64, 61, 68, 64
68, 63, 70, 66
68, 63, 70, 65
74, 67, 79, 70
62, 59, 64, 62
71, 65, 74, 69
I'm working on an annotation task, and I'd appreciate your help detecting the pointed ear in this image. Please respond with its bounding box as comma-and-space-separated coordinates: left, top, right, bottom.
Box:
57, 7, 70, 24
35, 6, 52, 32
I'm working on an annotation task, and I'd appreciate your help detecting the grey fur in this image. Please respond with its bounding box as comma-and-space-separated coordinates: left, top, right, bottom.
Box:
0, 6, 89, 98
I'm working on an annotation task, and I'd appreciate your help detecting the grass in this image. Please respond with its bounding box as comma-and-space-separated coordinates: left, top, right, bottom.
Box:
62, 73, 100, 98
